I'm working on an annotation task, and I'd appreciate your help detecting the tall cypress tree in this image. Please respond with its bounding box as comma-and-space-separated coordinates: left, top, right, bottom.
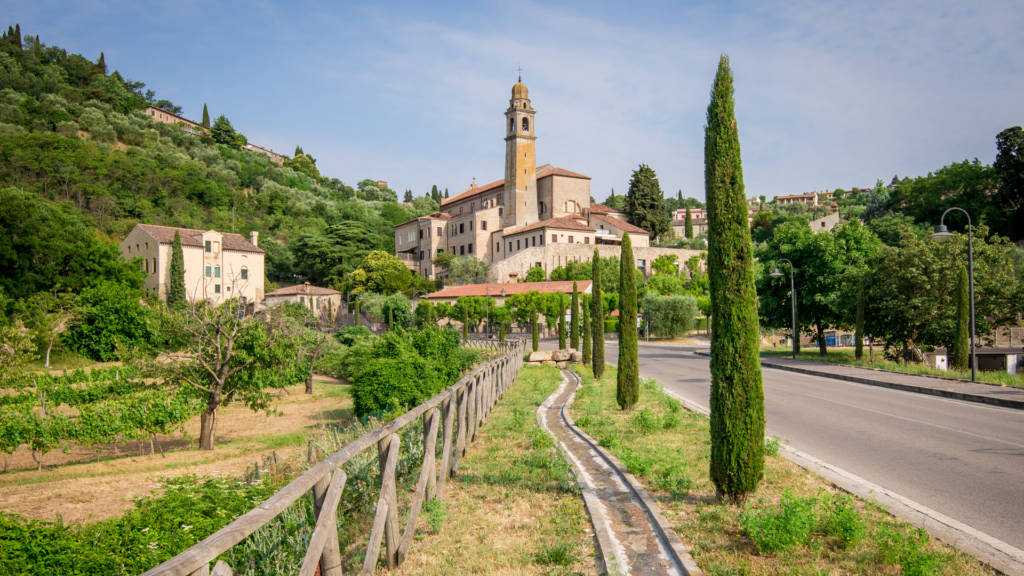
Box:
167, 232, 186, 306
201, 103, 211, 128
951, 265, 970, 370
616, 234, 639, 409
590, 250, 605, 377
558, 304, 567, 350
13, 24, 22, 49
570, 281, 580, 350
705, 55, 765, 501
684, 207, 694, 239
97, 52, 107, 74
531, 311, 539, 352
582, 298, 592, 364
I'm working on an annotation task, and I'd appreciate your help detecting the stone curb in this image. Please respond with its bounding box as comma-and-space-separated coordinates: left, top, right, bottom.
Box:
659, 387, 1024, 576
694, 350, 1024, 410
537, 375, 624, 576
557, 369, 703, 576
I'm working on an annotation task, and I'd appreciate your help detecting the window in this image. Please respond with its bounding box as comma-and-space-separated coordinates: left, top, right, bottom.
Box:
481, 220, 487, 231
419, 229, 424, 239
551, 234, 557, 243
152, 257, 157, 272
227, 286, 231, 292
419, 250, 424, 261
569, 235, 574, 243
468, 243, 474, 254
214, 284, 221, 294
540, 235, 545, 245
437, 227, 442, 237
584, 237, 589, 244
499, 207, 503, 217
539, 201, 545, 215
531, 236, 536, 247
508, 117, 514, 132
470, 221, 474, 231
459, 223, 464, 234
460, 245, 465, 255
145, 259, 149, 273
241, 266, 248, 280
516, 239, 521, 250
522, 117, 529, 132
214, 266, 221, 278
204, 240, 211, 252
508, 242, 513, 252
205, 265, 212, 277
496, 242, 500, 252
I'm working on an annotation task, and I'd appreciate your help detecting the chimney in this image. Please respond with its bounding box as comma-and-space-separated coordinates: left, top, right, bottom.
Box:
250, 231, 259, 247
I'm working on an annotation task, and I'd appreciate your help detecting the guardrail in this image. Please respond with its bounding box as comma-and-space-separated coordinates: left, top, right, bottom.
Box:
143, 337, 527, 576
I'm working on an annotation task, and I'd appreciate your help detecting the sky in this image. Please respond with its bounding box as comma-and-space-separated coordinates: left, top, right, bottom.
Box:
4, 0, 1023, 202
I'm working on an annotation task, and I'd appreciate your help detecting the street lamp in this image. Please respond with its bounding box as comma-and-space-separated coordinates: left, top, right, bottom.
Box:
932, 207, 976, 382
770, 258, 798, 359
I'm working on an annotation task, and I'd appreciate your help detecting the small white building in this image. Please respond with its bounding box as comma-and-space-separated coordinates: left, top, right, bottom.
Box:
810, 212, 841, 233
121, 223, 265, 306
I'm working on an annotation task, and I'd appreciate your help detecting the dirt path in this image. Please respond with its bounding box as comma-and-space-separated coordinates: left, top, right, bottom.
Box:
538, 369, 700, 576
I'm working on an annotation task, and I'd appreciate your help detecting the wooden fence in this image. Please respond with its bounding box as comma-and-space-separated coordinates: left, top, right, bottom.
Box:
143, 337, 527, 576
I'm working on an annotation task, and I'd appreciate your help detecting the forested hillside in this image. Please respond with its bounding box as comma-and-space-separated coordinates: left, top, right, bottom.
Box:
0, 24, 437, 285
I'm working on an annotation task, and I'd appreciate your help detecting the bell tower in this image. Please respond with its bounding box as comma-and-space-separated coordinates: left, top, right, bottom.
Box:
502, 75, 538, 228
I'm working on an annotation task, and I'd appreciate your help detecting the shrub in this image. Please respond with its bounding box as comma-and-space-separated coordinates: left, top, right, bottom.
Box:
423, 498, 446, 533
764, 436, 780, 456
631, 408, 659, 434
875, 526, 945, 576
642, 293, 699, 338
64, 281, 152, 361
651, 462, 692, 496
533, 542, 575, 566
819, 493, 865, 548
350, 355, 440, 418
740, 491, 817, 554
335, 325, 372, 346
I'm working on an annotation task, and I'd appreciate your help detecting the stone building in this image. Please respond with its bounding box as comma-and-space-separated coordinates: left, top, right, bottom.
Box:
264, 282, 342, 322
810, 211, 841, 233
145, 106, 287, 165
121, 223, 265, 306
395, 78, 696, 282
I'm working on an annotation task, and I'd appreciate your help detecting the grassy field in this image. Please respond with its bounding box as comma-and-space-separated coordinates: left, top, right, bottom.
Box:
762, 346, 1024, 389
0, 377, 353, 523
392, 364, 596, 576
570, 364, 995, 576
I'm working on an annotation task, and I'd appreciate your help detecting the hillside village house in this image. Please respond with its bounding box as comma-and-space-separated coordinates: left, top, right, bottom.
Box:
120, 224, 265, 306
394, 78, 699, 282
264, 282, 342, 323
144, 106, 288, 165
774, 190, 837, 210
423, 280, 593, 306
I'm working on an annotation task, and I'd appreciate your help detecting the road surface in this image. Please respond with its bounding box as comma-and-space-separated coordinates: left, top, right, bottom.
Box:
606, 342, 1024, 550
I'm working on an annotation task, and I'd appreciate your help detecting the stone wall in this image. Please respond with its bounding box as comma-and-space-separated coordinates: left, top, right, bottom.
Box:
488, 243, 703, 282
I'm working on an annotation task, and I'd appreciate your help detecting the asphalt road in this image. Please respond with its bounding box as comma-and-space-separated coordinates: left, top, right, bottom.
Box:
606, 341, 1024, 550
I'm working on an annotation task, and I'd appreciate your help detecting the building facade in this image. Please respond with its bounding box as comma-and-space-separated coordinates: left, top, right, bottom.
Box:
264, 282, 342, 322
121, 223, 265, 306
395, 79, 694, 282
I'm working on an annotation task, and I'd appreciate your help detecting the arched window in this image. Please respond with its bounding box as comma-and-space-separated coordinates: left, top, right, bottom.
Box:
508, 118, 513, 132
240, 266, 249, 280
521, 117, 529, 132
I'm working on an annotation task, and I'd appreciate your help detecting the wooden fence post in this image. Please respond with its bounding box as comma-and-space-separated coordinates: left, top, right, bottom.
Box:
438, 394, 455, 496
308, 446, 344, 576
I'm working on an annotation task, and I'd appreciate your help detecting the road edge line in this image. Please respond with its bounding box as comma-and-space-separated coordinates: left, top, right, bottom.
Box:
659, 387, 1024, 576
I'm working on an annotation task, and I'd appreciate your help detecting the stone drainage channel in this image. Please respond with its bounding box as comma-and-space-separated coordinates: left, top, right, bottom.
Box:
538, 369, 702, 576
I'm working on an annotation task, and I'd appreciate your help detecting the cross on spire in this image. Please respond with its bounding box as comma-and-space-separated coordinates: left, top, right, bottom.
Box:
516, 66, 523, 82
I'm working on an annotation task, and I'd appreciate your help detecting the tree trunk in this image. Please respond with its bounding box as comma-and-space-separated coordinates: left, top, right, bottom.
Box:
305, 371, 315, 394
200, 405, 217, 450
816, 322, 827, 356
45, 339, 54, 369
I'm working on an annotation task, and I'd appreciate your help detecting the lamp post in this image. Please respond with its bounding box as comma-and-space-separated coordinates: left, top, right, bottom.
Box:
932, 207, 976, 382
770, 258, 798, 359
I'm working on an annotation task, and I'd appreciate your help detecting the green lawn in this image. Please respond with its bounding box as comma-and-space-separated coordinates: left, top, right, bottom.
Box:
762, 346, 1024, 389
570, 364, 995, 576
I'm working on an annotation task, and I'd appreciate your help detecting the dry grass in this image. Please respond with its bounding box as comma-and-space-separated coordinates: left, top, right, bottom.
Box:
390, 364, 597, 576
570, 365, 995, 576
0, 377, 353, 523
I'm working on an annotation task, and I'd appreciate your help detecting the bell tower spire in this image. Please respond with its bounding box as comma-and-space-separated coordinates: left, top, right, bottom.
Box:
503, 74, 537, 228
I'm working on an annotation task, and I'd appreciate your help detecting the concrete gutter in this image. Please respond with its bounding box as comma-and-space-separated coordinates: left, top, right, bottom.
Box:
694, 351, 1024, 411
660, 387, 1024, 576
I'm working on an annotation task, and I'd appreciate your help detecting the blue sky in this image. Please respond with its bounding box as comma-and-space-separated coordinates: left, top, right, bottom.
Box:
5, 0, 1023, 201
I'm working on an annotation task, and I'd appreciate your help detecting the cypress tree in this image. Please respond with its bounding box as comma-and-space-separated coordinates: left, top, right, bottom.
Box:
625, 164, 670, 241
581, 300, 592, 364
616, 234, 639, 409
531, 312, 539, 352
201, 103, 211, 128
705, 55, 765, 501
558, 304, 567, 350
570, 281, 580, 350
462, 307, 470, 338
13, 24, 22, 49
97, 51, 107, 74
854, 282, 865, 360
684, 207, 694, 239
590, 250, 605, 377
951, 265, 970, 370
167, 232, 186, 306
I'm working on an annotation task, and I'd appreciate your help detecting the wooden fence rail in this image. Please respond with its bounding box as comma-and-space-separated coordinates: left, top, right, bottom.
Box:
142, 337, 527, 576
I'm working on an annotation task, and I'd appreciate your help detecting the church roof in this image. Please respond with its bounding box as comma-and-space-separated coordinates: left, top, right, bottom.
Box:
512, 79, 529, 99
590, 213, 648, 234
441, 164, 591, 207
503, 215, 594, 235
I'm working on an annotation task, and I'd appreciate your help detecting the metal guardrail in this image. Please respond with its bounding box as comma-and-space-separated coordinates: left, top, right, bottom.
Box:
143, 337, 527, 576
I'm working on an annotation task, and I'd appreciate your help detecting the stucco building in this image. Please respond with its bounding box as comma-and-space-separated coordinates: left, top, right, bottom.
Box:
121, 223, 265, 306
395, 78, 696, 282
264, 282, 342, 322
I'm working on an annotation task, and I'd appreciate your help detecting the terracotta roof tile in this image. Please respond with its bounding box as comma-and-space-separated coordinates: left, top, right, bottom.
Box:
425, 280, 592, 299
590, 213, 647, 234
266, 283, 340, 297
135, 223, 263, 254
504, 216, 594, 235
440, 164, 590, 207
589, 203, 620, 214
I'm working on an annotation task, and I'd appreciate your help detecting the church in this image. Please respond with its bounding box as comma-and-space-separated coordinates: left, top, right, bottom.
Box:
394, 78, 696, 282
